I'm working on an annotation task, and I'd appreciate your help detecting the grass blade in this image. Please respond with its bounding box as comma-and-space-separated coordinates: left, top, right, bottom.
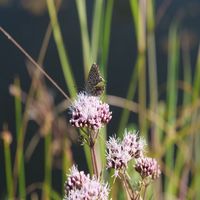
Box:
75, 0, 91, 77
42, 132, 52, 200
46, 0, 77, 97
100, 0, 114, 78
147, 0, 158, 145
190, 45, 200, 199
91, 0, 103, 62
2, 127, 14, 199
165, 22, 179, 197
14, 78, 26, 199
129, 0, 139, 41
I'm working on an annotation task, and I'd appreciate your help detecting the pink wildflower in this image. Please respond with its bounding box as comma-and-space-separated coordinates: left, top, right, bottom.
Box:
122, 129, 146, 159
106, 130, 146, 177
135, 157, 161, 180
64, 165, 89, 193
106, 136, 131, 177
69, 93, 112, 130
64, 165, 109, 200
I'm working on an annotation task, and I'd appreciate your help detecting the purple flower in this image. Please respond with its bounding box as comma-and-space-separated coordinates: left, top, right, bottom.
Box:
69, 93, 112, 130
64, 165, 109, 200
135, 157, 161, 180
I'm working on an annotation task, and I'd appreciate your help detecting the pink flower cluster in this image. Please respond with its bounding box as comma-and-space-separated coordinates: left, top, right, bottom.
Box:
135, 157, 161, 180
69, 93, 112, 130
122, 130, 145, 159
106, 130, 145, 177
64, 165, 109, 200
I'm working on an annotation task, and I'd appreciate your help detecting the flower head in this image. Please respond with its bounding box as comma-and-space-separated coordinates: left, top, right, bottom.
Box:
135, 157, 161, 180
106, 130, 146, 177
122, 129, 146, 159
64, 165, 89, 194
69, 93, 112, 130
106, 136, 131, 177
64, 165, 109, 200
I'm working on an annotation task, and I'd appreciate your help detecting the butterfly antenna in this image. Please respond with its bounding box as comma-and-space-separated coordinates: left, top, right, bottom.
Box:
0, 26, 71, 102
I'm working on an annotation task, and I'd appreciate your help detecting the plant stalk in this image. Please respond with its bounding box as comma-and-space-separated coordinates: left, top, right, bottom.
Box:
90, 142, 99, 177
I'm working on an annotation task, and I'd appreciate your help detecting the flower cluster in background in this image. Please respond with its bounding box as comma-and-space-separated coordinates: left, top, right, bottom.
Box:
135, 157, 161, 180
64, 166, 109, 200
106, 130, 146, 177
106, 129, 160, 181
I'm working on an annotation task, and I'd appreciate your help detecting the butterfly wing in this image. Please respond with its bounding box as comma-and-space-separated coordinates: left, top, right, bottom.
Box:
86, 63, 105, 96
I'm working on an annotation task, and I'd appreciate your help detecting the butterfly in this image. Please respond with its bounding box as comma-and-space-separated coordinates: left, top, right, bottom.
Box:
86, 63, 105, 96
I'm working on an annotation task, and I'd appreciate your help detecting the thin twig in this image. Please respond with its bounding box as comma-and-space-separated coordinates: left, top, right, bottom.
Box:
0, 26, 71, 102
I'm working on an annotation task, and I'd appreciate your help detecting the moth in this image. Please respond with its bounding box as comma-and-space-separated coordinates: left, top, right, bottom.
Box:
86, 63, 105, 96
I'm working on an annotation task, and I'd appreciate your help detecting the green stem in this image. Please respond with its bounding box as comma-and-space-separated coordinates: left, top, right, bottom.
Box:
129, 0, 139, 41
14, 79, 26, 199
3, 141, 14, 199
43, 132, 52, 200
121, 173, 134, 200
